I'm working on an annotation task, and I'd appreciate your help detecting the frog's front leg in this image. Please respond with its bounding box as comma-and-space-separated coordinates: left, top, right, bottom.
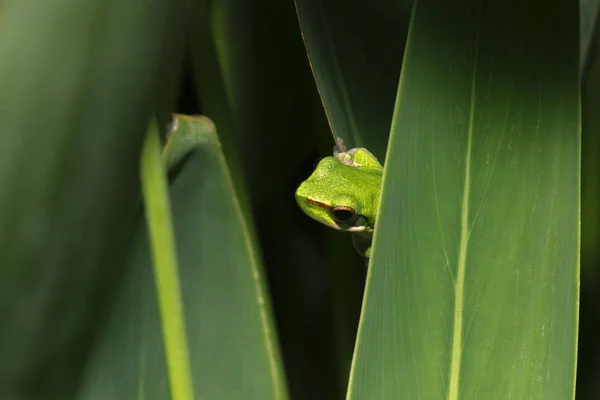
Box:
352, 234, 372, 260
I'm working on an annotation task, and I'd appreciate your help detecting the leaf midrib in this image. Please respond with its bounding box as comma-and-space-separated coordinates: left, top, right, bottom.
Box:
448, 36, 479, 400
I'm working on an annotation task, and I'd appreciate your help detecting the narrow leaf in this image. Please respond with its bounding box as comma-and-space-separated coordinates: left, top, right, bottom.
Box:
294, 0, 412, 159
140, 119, 194, 400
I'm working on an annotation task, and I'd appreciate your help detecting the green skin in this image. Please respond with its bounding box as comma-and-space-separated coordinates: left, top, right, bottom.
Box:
295, 147, 383, 257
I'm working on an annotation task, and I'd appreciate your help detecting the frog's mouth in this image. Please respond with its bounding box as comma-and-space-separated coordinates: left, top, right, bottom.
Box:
303, 198, 338, 229
305, 198, 330, 209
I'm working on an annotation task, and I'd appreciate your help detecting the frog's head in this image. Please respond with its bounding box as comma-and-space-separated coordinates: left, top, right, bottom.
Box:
295, 156, 381, 233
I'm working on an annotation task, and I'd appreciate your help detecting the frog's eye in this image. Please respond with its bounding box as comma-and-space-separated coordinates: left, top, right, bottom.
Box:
331, 206, 357, 225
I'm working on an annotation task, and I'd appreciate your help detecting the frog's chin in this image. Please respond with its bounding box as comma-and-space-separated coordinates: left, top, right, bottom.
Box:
307, 213, 372, 233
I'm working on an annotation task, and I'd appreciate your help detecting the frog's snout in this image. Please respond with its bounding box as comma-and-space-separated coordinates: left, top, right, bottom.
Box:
294, 185, 307, 210
294, 181, 308, 203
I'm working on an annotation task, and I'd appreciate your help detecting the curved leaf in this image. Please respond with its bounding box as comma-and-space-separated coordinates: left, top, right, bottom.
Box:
79, 116, 288, 400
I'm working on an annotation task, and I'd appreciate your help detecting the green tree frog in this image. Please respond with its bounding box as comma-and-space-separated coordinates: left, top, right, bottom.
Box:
295, 142, 383, 258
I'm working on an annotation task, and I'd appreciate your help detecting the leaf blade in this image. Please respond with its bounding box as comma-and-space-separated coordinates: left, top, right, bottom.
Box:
349, 1, 580, 398
79, 116, 288, 400
294, 0, 412, 159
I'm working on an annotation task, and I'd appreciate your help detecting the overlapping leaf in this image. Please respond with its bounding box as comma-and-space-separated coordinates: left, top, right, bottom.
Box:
79, 116, 287, 400
349, 1, 580, 398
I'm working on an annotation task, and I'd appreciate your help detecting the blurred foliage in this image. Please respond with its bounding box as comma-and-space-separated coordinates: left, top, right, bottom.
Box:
0, 0, 597, 399
185, 0, 345, 398
0, 0, 182, 398
78, 115, 287, 400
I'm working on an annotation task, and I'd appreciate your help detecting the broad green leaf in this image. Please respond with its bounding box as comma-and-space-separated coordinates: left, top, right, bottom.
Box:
294, 0, 412, 160
79, 115, 288, 400
349, 1, 580, 399
0, 1, 179, 398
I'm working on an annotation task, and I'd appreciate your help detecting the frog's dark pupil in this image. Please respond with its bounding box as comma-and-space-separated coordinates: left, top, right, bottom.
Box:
332, 207, 356, 223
